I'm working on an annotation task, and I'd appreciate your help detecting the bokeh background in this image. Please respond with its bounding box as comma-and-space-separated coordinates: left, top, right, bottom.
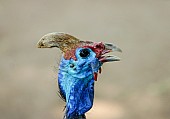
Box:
0, 0, 170, 119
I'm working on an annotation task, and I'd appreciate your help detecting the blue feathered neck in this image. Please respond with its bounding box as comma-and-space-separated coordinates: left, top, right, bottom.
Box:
58, 48, 102, 119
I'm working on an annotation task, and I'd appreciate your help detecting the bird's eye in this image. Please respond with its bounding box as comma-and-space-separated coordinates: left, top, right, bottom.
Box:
79, 48, 90, 58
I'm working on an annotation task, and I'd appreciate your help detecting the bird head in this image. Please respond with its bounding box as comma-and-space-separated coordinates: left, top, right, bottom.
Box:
37, 32, 121, 80
37, 32, 121, 119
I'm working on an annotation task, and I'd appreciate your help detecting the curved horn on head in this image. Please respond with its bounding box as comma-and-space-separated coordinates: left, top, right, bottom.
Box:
37, 32, 80, 52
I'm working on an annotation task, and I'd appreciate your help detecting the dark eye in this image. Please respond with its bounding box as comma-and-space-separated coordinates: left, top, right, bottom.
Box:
79, 48, 90, 58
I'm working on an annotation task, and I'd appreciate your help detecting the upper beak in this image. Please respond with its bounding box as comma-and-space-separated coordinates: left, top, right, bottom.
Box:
99, 43, 122, 62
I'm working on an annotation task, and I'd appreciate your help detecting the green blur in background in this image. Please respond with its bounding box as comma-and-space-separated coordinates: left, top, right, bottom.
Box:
0, 0, 170, 119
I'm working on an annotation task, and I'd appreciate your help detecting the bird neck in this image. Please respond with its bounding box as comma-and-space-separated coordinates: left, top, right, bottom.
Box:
58, 57, 95, 119
65, 78, 94, 118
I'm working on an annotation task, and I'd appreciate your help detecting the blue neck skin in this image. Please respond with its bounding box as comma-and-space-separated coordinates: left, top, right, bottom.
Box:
58, 48, 102, 118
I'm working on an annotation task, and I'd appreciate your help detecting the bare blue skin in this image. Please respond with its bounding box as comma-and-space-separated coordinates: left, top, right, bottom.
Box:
58, 48, 102, 119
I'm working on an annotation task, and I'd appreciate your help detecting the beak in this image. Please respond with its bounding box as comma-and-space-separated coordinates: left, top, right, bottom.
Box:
99, 43, 122, 63
93, 43, 121, 81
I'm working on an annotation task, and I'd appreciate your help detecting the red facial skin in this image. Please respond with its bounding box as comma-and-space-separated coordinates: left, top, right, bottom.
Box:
64, 42, 107, 60
63, 42, 108, 81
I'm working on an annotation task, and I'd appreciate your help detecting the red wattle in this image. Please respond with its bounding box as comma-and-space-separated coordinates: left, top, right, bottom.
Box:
93, 72, 98, 81
99, 67, 102, 74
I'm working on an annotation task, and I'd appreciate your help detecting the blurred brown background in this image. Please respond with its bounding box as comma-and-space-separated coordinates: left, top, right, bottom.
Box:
0, 0, 170, 119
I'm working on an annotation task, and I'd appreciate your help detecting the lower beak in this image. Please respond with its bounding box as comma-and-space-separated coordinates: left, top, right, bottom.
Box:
99, 55, 121, 62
